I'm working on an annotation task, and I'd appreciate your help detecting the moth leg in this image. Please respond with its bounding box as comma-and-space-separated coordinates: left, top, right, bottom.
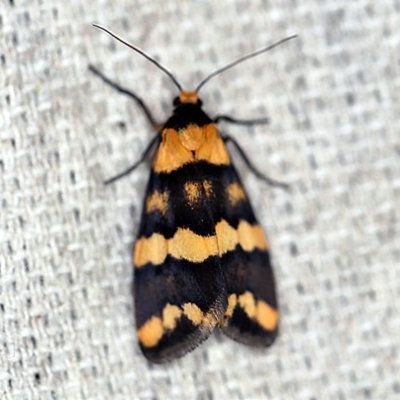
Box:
214, 115, 269, 126
104, 134, 161, 185
223, 135, 289, 189
89, 65, 160, 130
88, 65, 162, 184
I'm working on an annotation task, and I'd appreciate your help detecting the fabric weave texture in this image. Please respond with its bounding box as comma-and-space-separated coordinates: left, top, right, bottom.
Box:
1, 1, 399, 399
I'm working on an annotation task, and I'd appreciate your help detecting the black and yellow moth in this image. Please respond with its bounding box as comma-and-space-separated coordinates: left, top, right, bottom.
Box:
90, 25, 295, 363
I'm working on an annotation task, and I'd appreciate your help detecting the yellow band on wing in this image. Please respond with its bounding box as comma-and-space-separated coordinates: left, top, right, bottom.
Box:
225, 292, 278, 331
138, 302, 220, 348
134, 219, 268, 267
134, 228, 219, 267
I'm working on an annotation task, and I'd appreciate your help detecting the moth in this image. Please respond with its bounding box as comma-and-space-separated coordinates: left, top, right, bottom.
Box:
90, 25, 295, 363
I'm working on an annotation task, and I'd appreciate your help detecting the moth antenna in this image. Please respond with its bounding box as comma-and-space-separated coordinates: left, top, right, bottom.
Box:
92, 24, 183, 92
195, 35, 297, 93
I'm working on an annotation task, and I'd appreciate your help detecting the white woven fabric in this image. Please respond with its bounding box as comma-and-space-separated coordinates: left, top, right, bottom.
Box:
1, 1, 399, 399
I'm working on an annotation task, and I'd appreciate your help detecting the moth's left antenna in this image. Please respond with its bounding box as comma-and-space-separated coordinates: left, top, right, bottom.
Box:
92, 24, 183, 92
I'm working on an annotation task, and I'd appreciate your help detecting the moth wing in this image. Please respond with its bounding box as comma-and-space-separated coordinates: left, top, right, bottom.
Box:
134, 164, 227, 363
214, 162, 279, 346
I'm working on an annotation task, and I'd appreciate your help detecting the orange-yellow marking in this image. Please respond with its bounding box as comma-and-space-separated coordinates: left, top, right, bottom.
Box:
237, 221, 267, 252
215, 219, 238, 255
180, 125, 205, 151
137, 316, 164, 348
134, 233, 168, 267
162, 304, 181, 330
184, 182, 201, 206
202, 180, 213, 197
134, 228, 219, 267
227, 182, 246, 205
221, 291, 278, 331
135, 219, 267, 267
196, 124, 231, 165
146, 190, 169, 216
183, 303, 203, 325
219, 294, 237, 326
138, 302, 219, 348
215, 219, 268, 256
153, 124, 231, 173
238, 291, 278, 331
256, 299, 279, 331
169, 228, 219, 263
238, 291, 256, 318
153, 128, 193, 173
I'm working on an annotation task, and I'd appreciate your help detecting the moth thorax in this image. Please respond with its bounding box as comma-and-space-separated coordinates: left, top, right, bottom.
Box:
179, 125, 205, 151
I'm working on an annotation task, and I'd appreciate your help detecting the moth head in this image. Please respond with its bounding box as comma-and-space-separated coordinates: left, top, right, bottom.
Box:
173, 91, 203, 108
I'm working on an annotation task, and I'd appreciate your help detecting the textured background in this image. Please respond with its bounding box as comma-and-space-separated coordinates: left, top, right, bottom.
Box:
1, 1, 399, 399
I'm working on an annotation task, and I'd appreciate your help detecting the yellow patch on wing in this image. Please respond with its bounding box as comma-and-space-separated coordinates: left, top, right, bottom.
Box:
196, 124, 231, 165
162, 304, 181, 330
202, 180, 213, 197
153, 128, 193, 173
184, 182, 201, 206
146, 190, 169, 216
138, 302, 219, 348
227, 182, 246, 205
256, 299, 279, 331
152, 124, 231, 173
237, 221, 268, 251
215, 219, 268, 255
219, 294, 237, 326
169, 228, 219, 263
221, 291, 278, 331
215, 219, 238, 255
134, 233, 168, 267
180, 125, 205, 151
225, 294, 237, 318
137, 316, 164, 348
238, 292, 278, 331
238, 291, 257, 318
182, 303, 203, 325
